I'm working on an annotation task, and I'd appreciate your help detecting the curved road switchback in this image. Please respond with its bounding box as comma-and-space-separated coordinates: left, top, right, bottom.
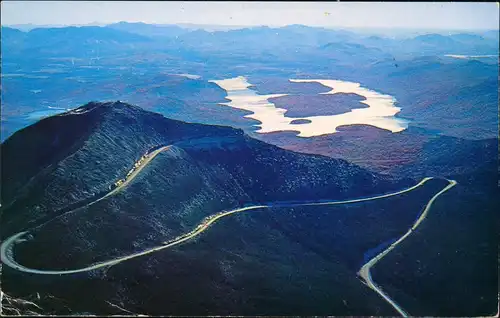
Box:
357, 179, 457, 317
0, 144, 457, 316
101, 145, 172, 201
31, 145, 172, 230
1, 178, 437, 275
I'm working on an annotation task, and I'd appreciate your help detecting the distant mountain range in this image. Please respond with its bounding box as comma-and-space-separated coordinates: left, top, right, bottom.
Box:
106, 22, 191, 38
2, 23, 498, 59
1, 25, 152, 59
6, 22, 500, 36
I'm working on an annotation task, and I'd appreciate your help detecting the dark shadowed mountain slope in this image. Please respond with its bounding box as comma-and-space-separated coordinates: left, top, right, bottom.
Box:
0, 101, 426, 316
0, 101, 409, 237
1, 102, 495, 316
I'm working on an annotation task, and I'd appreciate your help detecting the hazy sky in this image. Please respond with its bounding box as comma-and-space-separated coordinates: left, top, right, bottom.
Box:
1, 1, 499, 30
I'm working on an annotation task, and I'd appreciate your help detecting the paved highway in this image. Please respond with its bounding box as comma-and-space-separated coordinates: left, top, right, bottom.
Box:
357, 179, 457, 317
0, 144, 456, 316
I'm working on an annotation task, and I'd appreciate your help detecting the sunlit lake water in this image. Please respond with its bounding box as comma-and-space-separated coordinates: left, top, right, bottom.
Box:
209, 76, 408, 137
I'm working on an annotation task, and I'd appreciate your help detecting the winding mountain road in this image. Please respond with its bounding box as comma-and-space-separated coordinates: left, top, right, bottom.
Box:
0, 144, 457, 317
357, 179, 457, 317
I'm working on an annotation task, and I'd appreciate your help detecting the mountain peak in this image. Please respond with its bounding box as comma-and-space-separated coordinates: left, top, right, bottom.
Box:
73, 100, 140, 112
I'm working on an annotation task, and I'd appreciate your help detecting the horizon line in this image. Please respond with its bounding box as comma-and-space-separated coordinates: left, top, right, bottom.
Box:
2, 21, 499, 32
